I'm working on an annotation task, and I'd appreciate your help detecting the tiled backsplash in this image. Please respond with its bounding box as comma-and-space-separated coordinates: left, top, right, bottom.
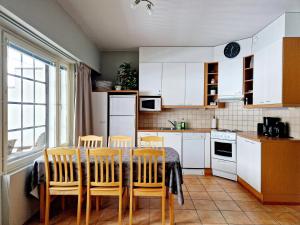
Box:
139, 108, 215, 129
139, 102, 300, 138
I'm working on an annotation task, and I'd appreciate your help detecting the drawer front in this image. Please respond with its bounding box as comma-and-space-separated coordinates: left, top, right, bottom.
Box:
212, 158, 236, 174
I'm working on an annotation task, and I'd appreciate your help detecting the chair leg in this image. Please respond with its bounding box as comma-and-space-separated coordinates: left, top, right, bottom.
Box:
162, 193, 166, 225
86, 192, 91, 225
45, 192, 50, 225
118, 193, 122, 225
129, 189, 133, 225
77, 192, 82, 225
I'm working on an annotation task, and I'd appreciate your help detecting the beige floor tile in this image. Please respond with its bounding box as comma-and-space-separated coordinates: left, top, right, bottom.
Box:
175, 199, 195, 210
270, 212, 300, 225
221, 211, 252, 224
187, 184, 206, 192
149, 198, 162, 209
97, 208, 119, 221
228, 192, 257, 202
183, 191, 191, 199
189, 191, 211, 200
184, 178, 202, 185
204, 184, 224, 192
193, 199, 218, 210
222, 185, 248, 194
214, 200, 241, 211
175, 210, 201, 224
263, 205, 294, 213
182, 184, 188, 192
197, 210, 227, 224
245, 211, 279, 224
130, 209, 150, 225
199, 178, 220, 185
138, 198, 150, 209
235, 200, 266, 212
208, 191, 232, 201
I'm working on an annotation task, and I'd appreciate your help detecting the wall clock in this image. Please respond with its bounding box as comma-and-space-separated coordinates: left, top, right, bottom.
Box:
224, 42, 240, 58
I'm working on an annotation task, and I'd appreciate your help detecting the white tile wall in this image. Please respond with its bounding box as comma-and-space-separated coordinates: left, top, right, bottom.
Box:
139, 102, 300, 138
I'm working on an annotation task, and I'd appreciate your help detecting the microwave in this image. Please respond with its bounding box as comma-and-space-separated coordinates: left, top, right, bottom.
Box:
139, 97, 161, 111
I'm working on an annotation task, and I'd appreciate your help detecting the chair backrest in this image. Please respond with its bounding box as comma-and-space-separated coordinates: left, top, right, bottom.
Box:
108, 136, 133, 148
44, 148, 82, 188
86, 148, 122, 188
130, 148, 166, 188
139, 136, 164, 147
78, 135, 103, 149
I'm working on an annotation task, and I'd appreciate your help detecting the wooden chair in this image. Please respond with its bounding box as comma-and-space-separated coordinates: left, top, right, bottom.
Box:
44, 148, 82, 225
86, 148, 124, 225
129, 148, 166, 225
108, 136, 133, 148
78, 135, 103, 149
139, 136, 164, 147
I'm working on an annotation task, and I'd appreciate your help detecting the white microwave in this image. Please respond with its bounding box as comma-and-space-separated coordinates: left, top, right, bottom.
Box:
139, 97, 161, 111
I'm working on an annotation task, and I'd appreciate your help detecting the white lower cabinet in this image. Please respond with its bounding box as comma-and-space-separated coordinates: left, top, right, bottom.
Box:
237, 136, 262, 192
157, 132, 183, 163
138, 131, 210, 170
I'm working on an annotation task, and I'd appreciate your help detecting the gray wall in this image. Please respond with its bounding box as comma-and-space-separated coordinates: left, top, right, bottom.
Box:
0, 0, 101, 71
100, 51, 139, 82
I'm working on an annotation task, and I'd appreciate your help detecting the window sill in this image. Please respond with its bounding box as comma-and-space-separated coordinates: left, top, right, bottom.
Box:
5, 149, 43, 173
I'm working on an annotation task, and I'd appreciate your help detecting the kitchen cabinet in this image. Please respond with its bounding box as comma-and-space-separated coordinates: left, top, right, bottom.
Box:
218, 58, 243, 100
237, 133, 300, 203
182, 133, 205, 169
157, 132, 183, 163
161, 63, 186, 106
237, 136, 261, 192
185, 63, 204, 106
92, 92, 108, 146
137, 131, 158, 147
139, 63, 162, 96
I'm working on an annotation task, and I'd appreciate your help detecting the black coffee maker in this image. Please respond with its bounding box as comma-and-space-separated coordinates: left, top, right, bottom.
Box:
257, 117, 289, 138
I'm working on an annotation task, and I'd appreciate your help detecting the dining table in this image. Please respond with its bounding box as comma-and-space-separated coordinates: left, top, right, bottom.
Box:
29, 147, 184, 225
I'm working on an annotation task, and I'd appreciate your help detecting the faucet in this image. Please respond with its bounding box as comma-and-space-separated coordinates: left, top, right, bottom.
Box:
168, 120, 177, 129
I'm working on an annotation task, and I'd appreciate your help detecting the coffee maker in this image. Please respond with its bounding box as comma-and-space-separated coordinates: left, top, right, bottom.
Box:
257, 117, 289, 138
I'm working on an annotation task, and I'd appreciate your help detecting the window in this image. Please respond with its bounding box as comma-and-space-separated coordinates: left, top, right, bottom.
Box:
4, 36, 75, 164
7, 43, 51, 159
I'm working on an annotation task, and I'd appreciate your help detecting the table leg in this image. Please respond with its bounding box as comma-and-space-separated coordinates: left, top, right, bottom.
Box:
169, 193, 174, 225
39, 183, 45, 223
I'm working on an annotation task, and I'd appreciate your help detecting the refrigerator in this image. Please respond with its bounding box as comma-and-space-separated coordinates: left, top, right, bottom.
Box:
109, 95, 136, 146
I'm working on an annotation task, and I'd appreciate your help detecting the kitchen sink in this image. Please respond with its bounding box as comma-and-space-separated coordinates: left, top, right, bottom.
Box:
159, 127, 176, 130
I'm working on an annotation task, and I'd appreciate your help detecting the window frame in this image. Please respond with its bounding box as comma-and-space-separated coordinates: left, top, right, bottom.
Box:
1, 30, 75, 173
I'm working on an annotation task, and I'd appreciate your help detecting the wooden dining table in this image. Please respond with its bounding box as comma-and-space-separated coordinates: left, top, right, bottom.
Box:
29, 147, 184, 225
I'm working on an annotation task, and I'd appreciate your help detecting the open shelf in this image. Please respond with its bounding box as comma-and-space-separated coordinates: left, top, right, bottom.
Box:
204, 62, 225, 109
243, 55, 254, 106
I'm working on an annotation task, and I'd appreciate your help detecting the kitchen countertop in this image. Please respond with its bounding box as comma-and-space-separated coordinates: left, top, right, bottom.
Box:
237, 131, 300, 143
138, 128, 211, 133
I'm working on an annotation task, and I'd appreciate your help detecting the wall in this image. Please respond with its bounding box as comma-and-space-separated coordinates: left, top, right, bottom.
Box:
0, 0, 101, 71
139, 103, 300, 139
100, 51, 139, 82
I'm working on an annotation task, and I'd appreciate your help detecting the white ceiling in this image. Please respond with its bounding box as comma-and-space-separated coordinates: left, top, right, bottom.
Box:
57, 0, 300, 51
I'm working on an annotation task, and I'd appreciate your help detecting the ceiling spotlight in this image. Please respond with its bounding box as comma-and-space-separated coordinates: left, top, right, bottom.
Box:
131, 0, 154, 15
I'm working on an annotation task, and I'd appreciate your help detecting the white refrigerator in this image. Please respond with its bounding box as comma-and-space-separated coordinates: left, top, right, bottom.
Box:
109, 95, 136, 146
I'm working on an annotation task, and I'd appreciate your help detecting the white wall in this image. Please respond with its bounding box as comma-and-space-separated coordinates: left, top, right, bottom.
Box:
101, 51, 139, 82
0, 0, 101, 71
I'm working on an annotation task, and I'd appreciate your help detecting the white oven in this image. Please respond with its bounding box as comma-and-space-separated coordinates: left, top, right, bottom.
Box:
211, 138, 236, 162
139, 97, 161, 111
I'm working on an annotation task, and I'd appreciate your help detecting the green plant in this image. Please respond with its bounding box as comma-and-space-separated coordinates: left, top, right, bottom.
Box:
116, 62, 138, 90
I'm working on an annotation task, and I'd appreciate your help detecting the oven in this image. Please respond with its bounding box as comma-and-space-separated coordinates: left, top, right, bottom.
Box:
139, 97, 161, 111
211, 138, 236, 162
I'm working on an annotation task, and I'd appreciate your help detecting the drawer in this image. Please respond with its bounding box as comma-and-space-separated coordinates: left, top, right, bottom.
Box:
212, 158, 236, 174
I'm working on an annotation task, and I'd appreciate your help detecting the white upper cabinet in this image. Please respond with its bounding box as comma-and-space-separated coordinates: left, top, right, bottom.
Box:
162, 63, 186, 106
218, 58, 243, 100
253, 39, 283, 105
185, 63, 204, 106
139, 63, 162, 96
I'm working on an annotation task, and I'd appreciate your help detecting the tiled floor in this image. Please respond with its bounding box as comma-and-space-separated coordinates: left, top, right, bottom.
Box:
26, 175, 300, 225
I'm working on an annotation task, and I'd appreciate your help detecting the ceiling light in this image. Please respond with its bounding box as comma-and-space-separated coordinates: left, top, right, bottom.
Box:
131, 0, 154, 15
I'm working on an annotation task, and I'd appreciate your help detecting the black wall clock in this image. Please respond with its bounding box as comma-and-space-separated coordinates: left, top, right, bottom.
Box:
224, 42, 240, 58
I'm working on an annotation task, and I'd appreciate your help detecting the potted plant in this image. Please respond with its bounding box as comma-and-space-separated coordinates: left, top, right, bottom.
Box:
115, 62, 138, 90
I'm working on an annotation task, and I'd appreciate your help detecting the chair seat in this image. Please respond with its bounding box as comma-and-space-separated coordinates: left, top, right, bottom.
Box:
133, 187, 165, 197
90, 186, 123, 196
49, 186, 80, 195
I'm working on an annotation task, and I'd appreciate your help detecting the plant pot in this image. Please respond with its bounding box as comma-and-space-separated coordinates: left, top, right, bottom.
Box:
115, 85, 122, 90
